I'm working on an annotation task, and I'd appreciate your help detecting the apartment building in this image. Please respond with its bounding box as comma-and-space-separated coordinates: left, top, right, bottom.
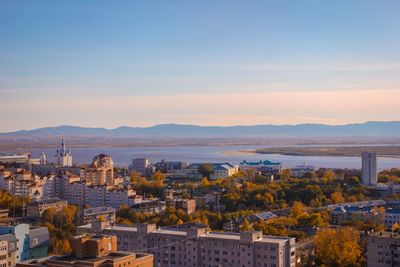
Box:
367, 231, 400, 267
77, 221, 296, 267
65, 182, 140, 209
0, 224, 49, 263
17, 234, 153, 267
362, 152, 378, 186
129, 158, 155, 177
80, 154, 114, 185
0, 234, 17, 267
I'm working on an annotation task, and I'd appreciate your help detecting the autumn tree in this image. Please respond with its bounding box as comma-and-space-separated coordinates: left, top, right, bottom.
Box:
321, 169, 335, 183
130, 171, 142, 183
152, 171, 165, 181
241, 218, 253, 231
392, 223, 400, 232
290, 201, 306, 218
315, 227, 363, 266
331, 191, 345, 204
280, 169, 292, 180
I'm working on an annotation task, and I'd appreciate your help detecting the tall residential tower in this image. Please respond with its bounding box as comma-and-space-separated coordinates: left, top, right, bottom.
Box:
362, 152, 377, 185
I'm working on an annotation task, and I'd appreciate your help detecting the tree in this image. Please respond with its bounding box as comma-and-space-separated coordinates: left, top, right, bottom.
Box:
290, 201, 306, 218
392, 223, 400, 232
321, 169, 335, 183
198, 163, 214, 178
280, 169, 292, 180
241, 219, 253, 231
130, 171, 141, 183
331, 191, 345, 204
315, 227, 363, 267
152, 171, 165, 181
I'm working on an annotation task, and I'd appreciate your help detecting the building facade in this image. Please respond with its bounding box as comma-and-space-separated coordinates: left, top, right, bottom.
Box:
77, 222, 296, 267
78, 206, 116, 225
129, 158, 154, 177
367, 231, 400, 267
27, 198, 68, 217
0, 224, 49, 263
362, 152, 377, 185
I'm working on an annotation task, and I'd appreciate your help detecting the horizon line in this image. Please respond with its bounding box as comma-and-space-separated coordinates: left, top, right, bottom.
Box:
3, 120, 400, 134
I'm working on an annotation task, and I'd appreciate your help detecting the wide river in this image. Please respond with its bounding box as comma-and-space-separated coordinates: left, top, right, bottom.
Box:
33, 145, 400, 170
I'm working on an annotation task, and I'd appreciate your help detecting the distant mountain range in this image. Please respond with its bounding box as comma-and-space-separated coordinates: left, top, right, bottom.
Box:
1, 121, 399, 138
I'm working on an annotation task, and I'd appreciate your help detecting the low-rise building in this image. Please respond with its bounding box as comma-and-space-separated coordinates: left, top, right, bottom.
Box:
78, 207, 116, 225
384, 208, 400, 230
16, 234, 153, 267
223, 211, 277, 232
240, 160, 283, 175
367, 231, 400, 267
27, 198, 68, 217
155, 160, 189, 173
166, 198, 196, 214
0, 209, 9, 222
180, 163, 239, 180
77, 222, 296, 267
291, 163, 315, 178
331, 204, 385, 225
131, 199, 167, 214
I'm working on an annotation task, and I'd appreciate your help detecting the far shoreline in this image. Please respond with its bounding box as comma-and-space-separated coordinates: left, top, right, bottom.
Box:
243, 145, 400, 158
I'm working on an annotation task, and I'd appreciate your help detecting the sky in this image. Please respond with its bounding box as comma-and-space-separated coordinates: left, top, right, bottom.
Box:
1, 1, 400, 132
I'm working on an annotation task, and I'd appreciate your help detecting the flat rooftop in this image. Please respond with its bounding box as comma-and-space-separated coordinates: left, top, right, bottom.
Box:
19, 252, 152, 266
370, 231, 400, 239
78, 223, 292, 243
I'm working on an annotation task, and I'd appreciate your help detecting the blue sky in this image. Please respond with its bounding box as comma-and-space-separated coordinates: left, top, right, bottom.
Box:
1, 1, 399, 131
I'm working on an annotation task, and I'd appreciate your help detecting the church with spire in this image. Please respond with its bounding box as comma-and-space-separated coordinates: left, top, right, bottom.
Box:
55, 138, 73, 167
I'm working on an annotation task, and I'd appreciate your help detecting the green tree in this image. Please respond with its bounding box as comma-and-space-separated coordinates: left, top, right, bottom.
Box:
198, 163, 214, 178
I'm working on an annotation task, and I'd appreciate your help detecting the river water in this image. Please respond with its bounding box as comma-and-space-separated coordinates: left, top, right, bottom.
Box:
32, 145, 400, 170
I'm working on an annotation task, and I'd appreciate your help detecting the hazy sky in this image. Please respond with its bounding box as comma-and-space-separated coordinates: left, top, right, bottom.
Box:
1, 1, 400, 131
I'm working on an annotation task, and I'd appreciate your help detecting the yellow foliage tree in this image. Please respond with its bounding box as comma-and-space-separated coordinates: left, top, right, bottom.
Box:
241, 218, 253, 231
315, 227, 363, 266
321, 169, 335, 183
290, 201, 306, 218
392, 223, 400, 232
152, 171, 165, 181
331, 191, 345, 204
54, 239, 71, 254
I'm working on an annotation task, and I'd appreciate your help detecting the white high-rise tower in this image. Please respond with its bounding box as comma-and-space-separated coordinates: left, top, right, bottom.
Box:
362, 152, 377, 185
55, 138, 73, 167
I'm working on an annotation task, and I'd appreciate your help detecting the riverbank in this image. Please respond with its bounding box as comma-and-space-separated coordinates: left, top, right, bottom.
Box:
251, 146, 400, 157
